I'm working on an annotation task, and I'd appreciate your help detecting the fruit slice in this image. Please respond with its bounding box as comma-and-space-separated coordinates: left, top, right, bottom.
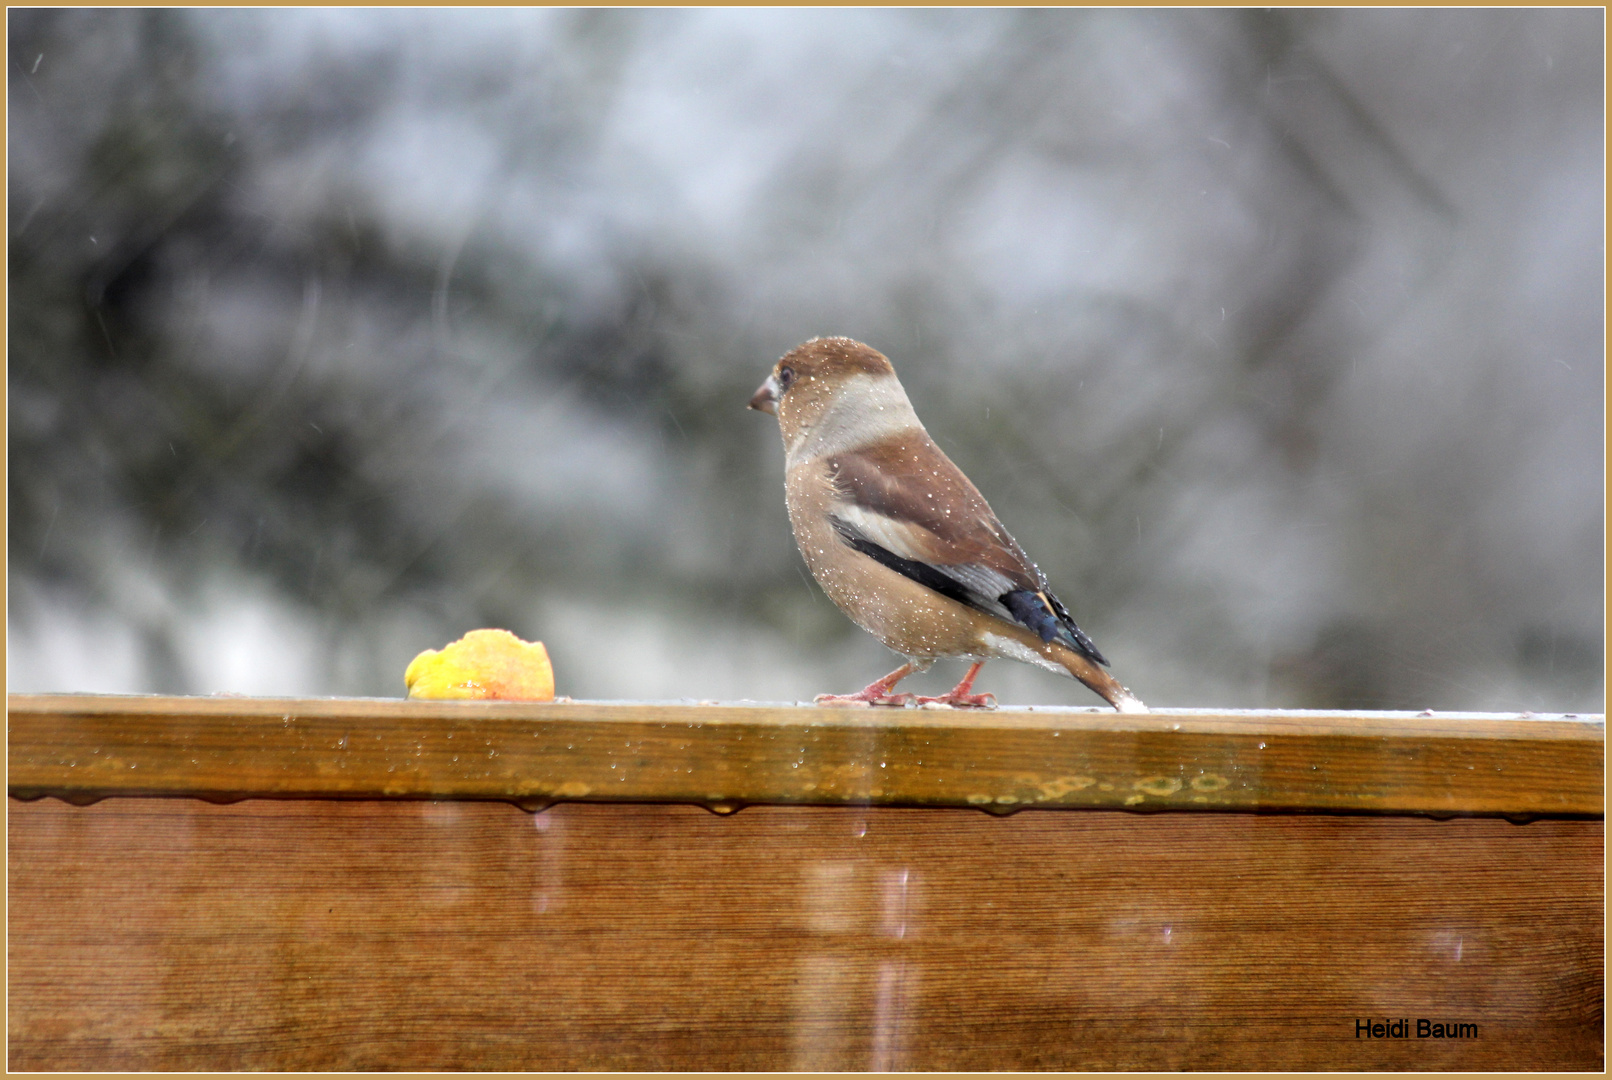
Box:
405, 629, 555, 701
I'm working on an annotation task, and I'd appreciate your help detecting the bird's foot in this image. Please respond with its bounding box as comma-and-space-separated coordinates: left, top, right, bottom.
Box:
916, 690, 997, 709
914, 661, 995, 709
814, 691, 916, 708
814, 662, 924, 707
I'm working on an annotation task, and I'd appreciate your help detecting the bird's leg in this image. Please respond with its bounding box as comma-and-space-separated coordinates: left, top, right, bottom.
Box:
814, 662, 921, 707
916, 661, 997, 709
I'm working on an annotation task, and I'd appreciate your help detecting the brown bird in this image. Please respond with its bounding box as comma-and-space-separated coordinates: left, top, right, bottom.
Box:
749, 336, 1145, 712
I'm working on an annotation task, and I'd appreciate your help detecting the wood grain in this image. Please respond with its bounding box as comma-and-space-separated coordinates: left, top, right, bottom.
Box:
7, 798, 1602, 1071
7, 694, 1604, 816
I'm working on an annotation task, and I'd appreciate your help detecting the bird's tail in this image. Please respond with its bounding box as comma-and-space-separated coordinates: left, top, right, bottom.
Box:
1044, 640, 1148, 713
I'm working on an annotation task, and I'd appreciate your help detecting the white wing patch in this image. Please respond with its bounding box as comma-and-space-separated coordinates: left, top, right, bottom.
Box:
828, 502, 933, 563
830, 503, 1020, 622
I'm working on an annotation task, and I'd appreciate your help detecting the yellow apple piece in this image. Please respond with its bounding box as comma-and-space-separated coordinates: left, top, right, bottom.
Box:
405, 628, 555, 701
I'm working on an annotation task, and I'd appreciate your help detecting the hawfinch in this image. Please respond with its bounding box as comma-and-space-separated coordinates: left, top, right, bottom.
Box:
750, 337, 1145, 712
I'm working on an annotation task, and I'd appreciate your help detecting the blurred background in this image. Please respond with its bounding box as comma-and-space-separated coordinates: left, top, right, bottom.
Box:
8, 8, 1603, 710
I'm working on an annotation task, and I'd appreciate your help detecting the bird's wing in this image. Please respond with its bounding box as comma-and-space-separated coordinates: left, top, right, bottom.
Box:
824, 437, 1107, 665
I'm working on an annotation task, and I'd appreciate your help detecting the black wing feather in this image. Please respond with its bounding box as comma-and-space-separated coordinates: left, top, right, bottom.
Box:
831, 518, 979, 610
830, 514, 1108, 667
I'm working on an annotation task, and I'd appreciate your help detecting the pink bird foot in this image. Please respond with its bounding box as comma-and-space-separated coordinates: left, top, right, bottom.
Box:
814, 662, 921, 708
814, 690, 916, 707
917, 691, 997, 709
915, 662, 998, 709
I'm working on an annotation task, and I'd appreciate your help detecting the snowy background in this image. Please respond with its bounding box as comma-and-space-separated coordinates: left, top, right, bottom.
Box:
8, 8, 1604, 710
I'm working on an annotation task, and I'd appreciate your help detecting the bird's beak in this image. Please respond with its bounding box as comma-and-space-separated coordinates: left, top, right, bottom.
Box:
748, 374, 781, 415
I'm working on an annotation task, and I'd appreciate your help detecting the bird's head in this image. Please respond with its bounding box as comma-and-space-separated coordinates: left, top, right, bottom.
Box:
749, 337, 904, 450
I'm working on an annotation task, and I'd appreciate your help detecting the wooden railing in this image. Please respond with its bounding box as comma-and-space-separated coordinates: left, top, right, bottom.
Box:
7, 694, 1602, 815
8, 694, 1604, 1071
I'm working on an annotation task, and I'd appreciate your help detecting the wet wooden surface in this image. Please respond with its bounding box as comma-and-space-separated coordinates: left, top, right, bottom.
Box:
7, 694, 1604, 816
7, 798, 1602, 1071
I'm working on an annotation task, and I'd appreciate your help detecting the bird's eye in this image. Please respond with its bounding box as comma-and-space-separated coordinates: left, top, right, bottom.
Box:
777, 365, 795, 389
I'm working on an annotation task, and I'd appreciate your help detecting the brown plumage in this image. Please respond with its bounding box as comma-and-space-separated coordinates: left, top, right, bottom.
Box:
749, 336, 1145, 712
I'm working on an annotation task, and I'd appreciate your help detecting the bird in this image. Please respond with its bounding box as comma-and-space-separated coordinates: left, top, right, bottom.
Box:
749, 336, 1146, 712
